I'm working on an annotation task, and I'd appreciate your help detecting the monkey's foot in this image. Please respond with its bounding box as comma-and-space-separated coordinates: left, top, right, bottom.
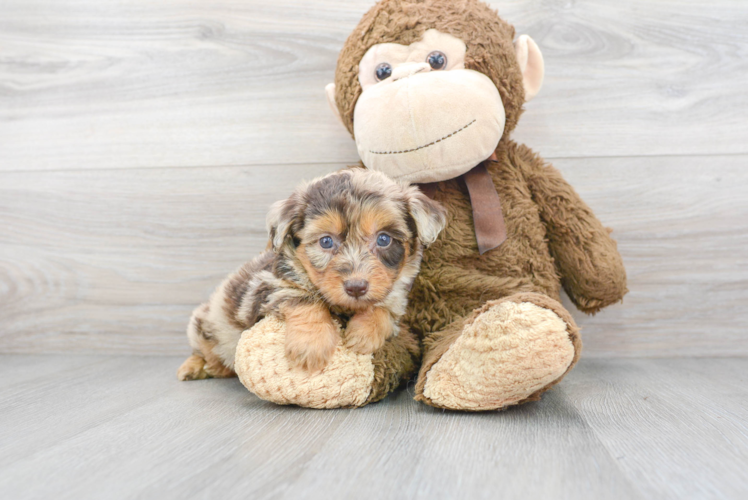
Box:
235, 316, 419, 409
416, 293, 580, 411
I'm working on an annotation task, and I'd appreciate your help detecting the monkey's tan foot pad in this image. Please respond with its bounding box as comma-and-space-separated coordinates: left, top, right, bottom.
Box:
420, 297, 578, 411
235, 316, 376, 409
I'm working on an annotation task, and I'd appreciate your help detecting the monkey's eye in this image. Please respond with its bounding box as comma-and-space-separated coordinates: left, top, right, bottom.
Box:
376, 233, 392, 247
375, 63, 393, 81
427, 51, 447, 70
319, 236, 334, 249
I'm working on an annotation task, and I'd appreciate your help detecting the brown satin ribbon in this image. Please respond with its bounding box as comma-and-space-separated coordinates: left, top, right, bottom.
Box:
418, 153, 507, 255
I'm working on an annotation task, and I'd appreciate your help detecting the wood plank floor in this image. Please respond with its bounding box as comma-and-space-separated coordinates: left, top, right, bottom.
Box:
1, 355, 746, 500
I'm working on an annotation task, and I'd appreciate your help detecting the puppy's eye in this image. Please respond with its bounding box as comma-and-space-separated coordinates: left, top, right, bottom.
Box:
376, 233, 392, 247
427, 51, 447, 70
319, 236, 334, 249
375, 63, 392, 81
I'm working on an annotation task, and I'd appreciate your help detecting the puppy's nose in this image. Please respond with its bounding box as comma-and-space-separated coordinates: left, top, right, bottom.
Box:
344, 279, 369, 298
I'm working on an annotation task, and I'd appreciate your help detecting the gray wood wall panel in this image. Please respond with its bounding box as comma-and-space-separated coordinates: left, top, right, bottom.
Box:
1, 0, 747, 172
1, 0, 746, 356
2, 155, 746, 356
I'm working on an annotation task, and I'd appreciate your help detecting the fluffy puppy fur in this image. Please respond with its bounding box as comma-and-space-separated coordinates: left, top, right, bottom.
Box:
177, 169, 446, 380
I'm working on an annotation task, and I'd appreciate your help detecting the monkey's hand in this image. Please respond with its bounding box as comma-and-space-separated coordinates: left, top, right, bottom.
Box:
345, 307, 395, 355
518, 144, 627, 313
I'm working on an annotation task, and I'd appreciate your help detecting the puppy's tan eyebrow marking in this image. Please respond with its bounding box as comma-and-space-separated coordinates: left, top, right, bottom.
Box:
304, 211, 346, 239
368, 119, 476, 155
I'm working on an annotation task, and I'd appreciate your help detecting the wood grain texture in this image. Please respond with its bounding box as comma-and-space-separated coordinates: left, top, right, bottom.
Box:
2, 154, 747, 356
555, 154, 748, 356
0, 355, 746, 499
0, 162, 340, 354
565, 358, 748, 500
1, 0, 747, 172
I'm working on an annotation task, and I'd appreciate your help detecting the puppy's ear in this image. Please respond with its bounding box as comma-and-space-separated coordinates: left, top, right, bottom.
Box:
266, 193, 302, 252
407, 189, 447, 246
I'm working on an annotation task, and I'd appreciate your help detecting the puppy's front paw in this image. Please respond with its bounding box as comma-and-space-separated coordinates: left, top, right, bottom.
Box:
345, 308, 394, 355
285, 320, 339, 372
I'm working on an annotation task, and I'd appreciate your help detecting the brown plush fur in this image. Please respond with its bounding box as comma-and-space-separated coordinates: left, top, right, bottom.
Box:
404, 141, 627, 335
334, 0, 525, 140
365, 323, 422, 404
334, 0, 627, 408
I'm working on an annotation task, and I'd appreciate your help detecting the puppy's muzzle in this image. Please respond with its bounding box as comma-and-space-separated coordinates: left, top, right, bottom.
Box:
344, 279, 369, 299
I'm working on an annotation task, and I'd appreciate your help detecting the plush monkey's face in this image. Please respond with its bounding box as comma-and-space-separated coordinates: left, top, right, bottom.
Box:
352, 30, 505, 183
326, 2, 545, 184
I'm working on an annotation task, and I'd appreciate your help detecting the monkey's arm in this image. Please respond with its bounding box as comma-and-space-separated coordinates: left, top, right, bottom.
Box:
512, 143, 627, 314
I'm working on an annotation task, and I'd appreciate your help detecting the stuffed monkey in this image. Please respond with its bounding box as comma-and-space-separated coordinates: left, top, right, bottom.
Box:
235, 0, 626, 411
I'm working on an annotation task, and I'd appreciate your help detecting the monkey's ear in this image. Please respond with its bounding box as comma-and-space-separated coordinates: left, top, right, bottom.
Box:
514, 35, 544, 102
266, 194, 301, 252
408, 190, 447, 247
325, 83, 346, 128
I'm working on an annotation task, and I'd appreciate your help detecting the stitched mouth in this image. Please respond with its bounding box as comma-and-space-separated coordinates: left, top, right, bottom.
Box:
368, 119, 476, 155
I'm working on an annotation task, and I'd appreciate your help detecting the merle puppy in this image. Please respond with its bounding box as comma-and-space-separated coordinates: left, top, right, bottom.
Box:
178, 169, 446, 380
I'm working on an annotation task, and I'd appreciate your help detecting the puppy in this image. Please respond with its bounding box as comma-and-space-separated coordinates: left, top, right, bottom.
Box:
177, 168, 446, 380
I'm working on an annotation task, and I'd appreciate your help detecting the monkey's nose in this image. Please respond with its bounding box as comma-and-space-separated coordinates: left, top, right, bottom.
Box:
344, 279, 369, 298
390, 62, 430, 82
